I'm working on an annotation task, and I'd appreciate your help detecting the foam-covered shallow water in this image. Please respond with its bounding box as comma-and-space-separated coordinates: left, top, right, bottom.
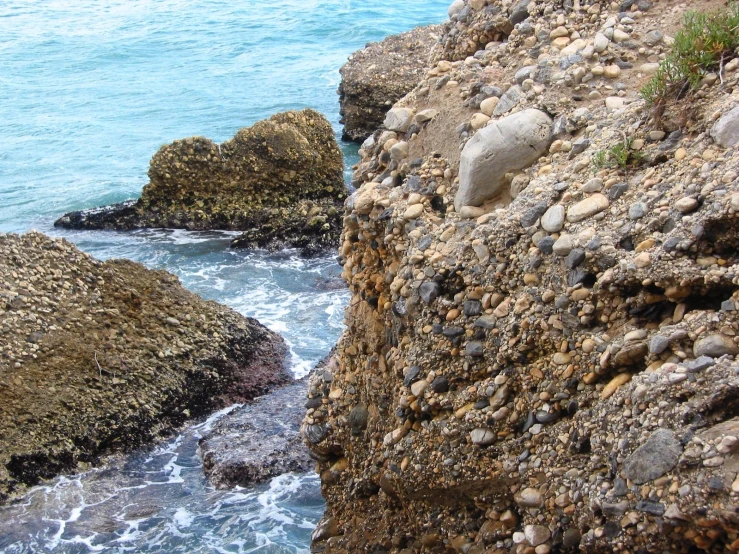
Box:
0, 0, 449, 550
0, 407, 323, 553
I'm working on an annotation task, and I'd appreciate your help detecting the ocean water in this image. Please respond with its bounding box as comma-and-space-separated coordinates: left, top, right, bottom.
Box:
0, 0, 448, 551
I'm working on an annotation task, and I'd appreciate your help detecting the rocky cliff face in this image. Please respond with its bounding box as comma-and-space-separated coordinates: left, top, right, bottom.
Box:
55, 109, 345, 254
305, 0, 739, 552
0, 232, 290, 503
339, 26, 442, 143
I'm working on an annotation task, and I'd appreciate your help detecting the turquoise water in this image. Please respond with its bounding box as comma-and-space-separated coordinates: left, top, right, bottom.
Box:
0, 0, 448, 551
1, 0, 447, 232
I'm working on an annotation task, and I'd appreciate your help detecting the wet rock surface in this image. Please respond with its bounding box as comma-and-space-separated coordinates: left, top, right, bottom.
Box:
200, 377, 313, 489
0, 232, 291, 503
338, 26, 441, 142
55, 109, 345, 255
304, 0, 739, 551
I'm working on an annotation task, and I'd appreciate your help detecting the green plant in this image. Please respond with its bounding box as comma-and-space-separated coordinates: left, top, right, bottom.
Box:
641, 2, 739, 107
591, 137, 643, 171
609, 140, 631, 167
592, 150, 608, 171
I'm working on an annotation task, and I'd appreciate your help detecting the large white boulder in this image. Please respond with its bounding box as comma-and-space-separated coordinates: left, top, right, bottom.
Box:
383, 107, 415, 133
711, 106, 739, 148
454, 109, 553, 210
448, 0, 465, 18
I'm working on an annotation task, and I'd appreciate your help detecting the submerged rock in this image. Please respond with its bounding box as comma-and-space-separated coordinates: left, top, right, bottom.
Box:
55, 109, 345, 255
200, 378, 313, 489
0, 232, 290, 503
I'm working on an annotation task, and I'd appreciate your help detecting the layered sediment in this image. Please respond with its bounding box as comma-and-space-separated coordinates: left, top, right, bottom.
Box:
305, 0, 739, 552
0, 232, 291, 503
55, 109, 345, 254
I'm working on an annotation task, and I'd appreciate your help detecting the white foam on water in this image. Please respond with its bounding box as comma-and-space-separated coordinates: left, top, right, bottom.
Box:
60, 533, 105, 551
111, 517, 147, 545
192, 402, 243, 437
173, 507, 195, 529
161, 456, 184, 484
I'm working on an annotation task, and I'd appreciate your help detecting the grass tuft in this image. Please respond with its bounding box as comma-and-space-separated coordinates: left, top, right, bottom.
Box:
592, 137, 644, 171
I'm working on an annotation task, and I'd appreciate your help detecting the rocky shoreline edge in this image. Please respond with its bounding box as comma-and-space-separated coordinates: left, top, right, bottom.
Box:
54, 108, 346, 256
0, 232, 292, 503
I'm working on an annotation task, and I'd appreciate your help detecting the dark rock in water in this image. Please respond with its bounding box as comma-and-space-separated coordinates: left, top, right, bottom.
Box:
200, 377, 313, 489
314, 276, 348, 291
55, 109, 345, 255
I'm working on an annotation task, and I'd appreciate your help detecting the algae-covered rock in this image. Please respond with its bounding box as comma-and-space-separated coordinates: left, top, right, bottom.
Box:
0, 232, 291, 503
55, 109, 345, 254
199, 377, 313, 489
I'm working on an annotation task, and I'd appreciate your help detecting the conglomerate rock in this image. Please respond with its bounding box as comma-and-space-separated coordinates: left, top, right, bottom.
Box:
55, 109, 345, 254
0, 232, 291, 503
303, 0, 739, 551
339, 26, 442, 142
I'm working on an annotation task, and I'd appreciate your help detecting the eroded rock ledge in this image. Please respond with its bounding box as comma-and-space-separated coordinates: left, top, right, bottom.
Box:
55, 109, 345, 254
339, 26, 442, 142
0, 232, 291, 503
303, 0, 739, 551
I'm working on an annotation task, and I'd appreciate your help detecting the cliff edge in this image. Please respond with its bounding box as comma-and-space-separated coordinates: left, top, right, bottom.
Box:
306, 0, 739, 551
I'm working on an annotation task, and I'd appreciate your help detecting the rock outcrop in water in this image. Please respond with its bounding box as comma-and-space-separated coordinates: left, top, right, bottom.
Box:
305, 0, 739, 552
339, 26, 442, 142
55, 109, 345, 254
0, 232, 291, 503
200, 376, 314, 488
